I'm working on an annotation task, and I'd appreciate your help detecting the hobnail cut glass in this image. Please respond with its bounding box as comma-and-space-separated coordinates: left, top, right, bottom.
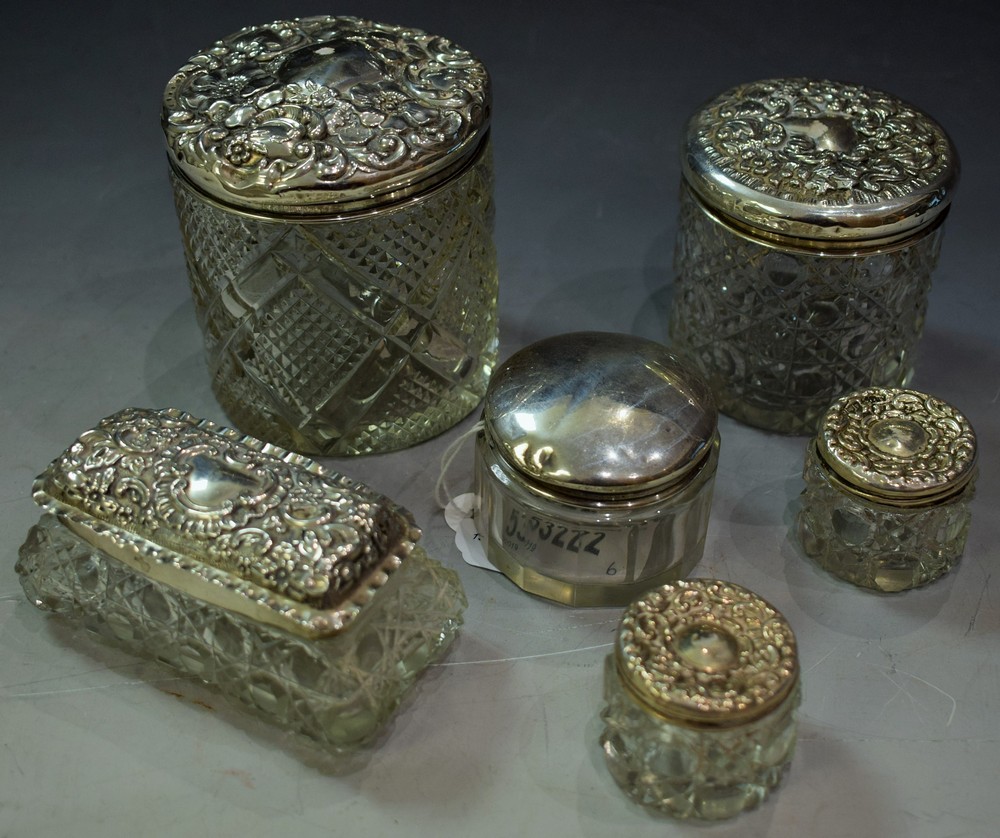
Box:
669, 185, 942, 435
600, 656, 800, 820
17, 515, 466, 750
171, 147, 498, 456
796, 444, 976, 592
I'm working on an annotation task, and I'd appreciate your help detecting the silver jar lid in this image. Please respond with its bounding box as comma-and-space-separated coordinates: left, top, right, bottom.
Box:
683, 78, 958, 247
163, 16, 490, 217
817, 387, 978, 505
615, 579, 799, 727
482, 332, 718, 499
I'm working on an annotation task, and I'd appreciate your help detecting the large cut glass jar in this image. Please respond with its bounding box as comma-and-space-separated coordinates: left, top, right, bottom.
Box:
473, 332, 719, 607
669, 78, 958, 434
163, 16, 498, 455
796, 387, 978, 592
601, 579, 800, 820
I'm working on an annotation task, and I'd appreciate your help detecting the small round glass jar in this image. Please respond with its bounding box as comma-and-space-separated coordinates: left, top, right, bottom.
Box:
797, 387, 978, 592
669, 78, 959, 434
163, 16, 498, 456
473, 332, 719, 607
601, 579, 800, 820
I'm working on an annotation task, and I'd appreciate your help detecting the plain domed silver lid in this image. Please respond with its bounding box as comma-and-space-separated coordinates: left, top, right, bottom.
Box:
482, 332, 718, 496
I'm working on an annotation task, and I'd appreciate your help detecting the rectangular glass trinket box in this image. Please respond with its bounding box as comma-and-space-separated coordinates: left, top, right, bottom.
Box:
16, 408, 466, 750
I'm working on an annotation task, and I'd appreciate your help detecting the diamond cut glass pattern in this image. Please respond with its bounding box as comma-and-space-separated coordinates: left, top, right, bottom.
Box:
17, 516, 466, 750
797, 439, 976, 592
670, 185, 942, 434
171, 148, 498, 455
601, 658, 800, 820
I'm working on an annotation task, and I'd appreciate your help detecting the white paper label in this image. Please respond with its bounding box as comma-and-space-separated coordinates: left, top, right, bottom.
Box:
443, 493, 496, 572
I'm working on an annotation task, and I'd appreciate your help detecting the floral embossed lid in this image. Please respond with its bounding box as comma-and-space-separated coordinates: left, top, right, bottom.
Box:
615, 579, 799, 726
162, 16, 490, 215
32, 408, 420, 637
683, 78, 958, 246
817, 387, 978, 504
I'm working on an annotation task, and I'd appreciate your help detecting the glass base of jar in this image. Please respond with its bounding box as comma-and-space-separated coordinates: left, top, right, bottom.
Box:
473, 433, 718, 608
211, 366, 491, 457
16, 514, 466, 751
484, 538, 706, 608
669, 181, 938, 436
600, 657, 799, 820
171, 143, 499, 457
796, 445, 975, 592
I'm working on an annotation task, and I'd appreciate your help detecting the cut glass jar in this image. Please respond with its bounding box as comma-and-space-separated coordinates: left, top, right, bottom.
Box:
15, 408, 466, 750
163, 16, 498, 455
669, 78, 958, 434
601, 579, 800, 820
796, 387, 978, 591
474, 332, 719, 607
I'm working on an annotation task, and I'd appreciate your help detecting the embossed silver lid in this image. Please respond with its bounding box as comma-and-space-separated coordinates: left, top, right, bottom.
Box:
32, 408, 420, 638
482, 332, 718, 498
817, 387, 978, 504
615, 579, 799, 726
683, 78, 958, 246
162, 16, 490, 216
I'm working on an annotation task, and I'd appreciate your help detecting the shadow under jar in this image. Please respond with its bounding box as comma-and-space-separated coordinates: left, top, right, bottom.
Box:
669, 78, 958, 434
474, 332, 719, 607
601, 579, 800, 820
163, 16, 498, 455
796, 387, 978, 592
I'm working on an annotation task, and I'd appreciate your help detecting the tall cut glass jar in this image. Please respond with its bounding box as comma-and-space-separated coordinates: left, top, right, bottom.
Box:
796, 387, 978, 592
474, 332, 719, 607
601, 579, 801, 820
669, 78, 958, 434
163, 16, 498, 455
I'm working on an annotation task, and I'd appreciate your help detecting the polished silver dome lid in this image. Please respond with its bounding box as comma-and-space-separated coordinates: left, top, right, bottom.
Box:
482, 332, 718, 496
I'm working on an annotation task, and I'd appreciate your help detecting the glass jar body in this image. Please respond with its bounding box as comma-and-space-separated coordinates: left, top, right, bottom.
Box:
796, 443, 976, 591
170, 144, 499, 456
600, 655, 800, 820
669, 183, 943, 434
17, 514, 466, 751
473, 432, 718, 607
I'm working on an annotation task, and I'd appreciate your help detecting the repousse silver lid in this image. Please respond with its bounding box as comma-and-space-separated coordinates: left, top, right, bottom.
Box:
32, 408, 419, 638
615, 579, 799, 726
482, 332, 717, 497
162, 16, 490, 216
683, 78, 958, 246
817, 387, 978, 504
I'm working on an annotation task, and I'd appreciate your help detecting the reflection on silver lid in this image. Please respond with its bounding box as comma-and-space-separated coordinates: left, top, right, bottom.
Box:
482, 332, 717, 496
683, 78, 958, 245
162, 16, 490, 215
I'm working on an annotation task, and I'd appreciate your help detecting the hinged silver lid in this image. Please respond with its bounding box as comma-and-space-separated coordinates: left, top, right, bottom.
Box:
482, 332, 718, 498
683, 78, 958, 246
163, 16, 490, 216
33, 408, 419, 638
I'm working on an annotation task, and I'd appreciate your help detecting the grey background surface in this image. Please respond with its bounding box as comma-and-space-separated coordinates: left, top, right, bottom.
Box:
2, 2, 998, 836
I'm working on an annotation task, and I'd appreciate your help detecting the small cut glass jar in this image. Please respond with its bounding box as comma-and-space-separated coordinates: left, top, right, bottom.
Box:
163, 16, 498, 455
669, 78, 959, 434
601, 579, 800, 820
473, 332, 719, 607
796, 387, 978, 592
